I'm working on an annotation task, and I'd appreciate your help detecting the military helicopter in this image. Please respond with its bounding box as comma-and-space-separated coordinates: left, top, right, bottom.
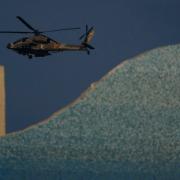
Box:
0, 16, 95, 59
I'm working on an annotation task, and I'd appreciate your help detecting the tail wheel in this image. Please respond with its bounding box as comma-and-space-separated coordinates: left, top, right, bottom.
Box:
28, 55, 32, 59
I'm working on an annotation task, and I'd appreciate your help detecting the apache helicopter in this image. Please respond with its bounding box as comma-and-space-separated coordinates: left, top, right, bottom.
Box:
0, 16, 95, 59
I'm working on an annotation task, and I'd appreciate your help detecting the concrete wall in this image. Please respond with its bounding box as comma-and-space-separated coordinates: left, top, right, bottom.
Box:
0, 66, 5, 136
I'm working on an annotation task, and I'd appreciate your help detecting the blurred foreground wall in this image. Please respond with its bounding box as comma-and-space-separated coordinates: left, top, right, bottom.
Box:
0, 66, 5, 136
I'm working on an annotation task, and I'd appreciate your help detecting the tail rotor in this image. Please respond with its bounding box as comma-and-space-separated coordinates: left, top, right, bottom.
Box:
80, 25, 95, 55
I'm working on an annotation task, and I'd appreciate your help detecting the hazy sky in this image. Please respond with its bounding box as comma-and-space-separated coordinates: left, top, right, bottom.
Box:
0, 0, 180, 132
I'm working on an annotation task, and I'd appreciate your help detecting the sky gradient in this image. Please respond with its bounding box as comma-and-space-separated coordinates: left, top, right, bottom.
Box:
0, 0, 180, 132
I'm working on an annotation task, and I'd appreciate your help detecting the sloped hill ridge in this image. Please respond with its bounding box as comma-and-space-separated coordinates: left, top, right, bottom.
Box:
0, 44, 180, 179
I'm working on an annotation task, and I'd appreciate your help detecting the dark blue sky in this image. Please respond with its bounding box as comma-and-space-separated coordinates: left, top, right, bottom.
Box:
0, 0, 180, 132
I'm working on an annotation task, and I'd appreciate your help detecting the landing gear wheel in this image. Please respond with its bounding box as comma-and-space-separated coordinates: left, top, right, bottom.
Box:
86, 49, 90, 55
28, 55, 33, 59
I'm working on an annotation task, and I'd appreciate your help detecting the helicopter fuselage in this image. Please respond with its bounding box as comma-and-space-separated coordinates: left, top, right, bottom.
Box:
1, 16, 95, 58
7, 34, 86, 58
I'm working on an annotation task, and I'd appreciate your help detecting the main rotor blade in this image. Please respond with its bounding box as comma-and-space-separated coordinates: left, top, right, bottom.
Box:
41, 27, 80, 33
16, 16, 36, 31
0, 31, 34, 34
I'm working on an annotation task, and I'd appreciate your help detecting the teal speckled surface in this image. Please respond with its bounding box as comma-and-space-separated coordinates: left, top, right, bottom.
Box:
0, 44, 180, 179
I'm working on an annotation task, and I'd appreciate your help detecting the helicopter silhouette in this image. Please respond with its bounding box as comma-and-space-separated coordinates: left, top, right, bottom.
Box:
0, 16, 95, 59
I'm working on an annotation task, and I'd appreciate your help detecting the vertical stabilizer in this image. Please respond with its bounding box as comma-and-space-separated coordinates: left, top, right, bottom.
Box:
80, 25, 95, 54
83, 28, 95, 44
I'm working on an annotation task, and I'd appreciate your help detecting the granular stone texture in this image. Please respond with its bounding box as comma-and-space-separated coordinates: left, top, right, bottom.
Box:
0, 45, 180, 179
